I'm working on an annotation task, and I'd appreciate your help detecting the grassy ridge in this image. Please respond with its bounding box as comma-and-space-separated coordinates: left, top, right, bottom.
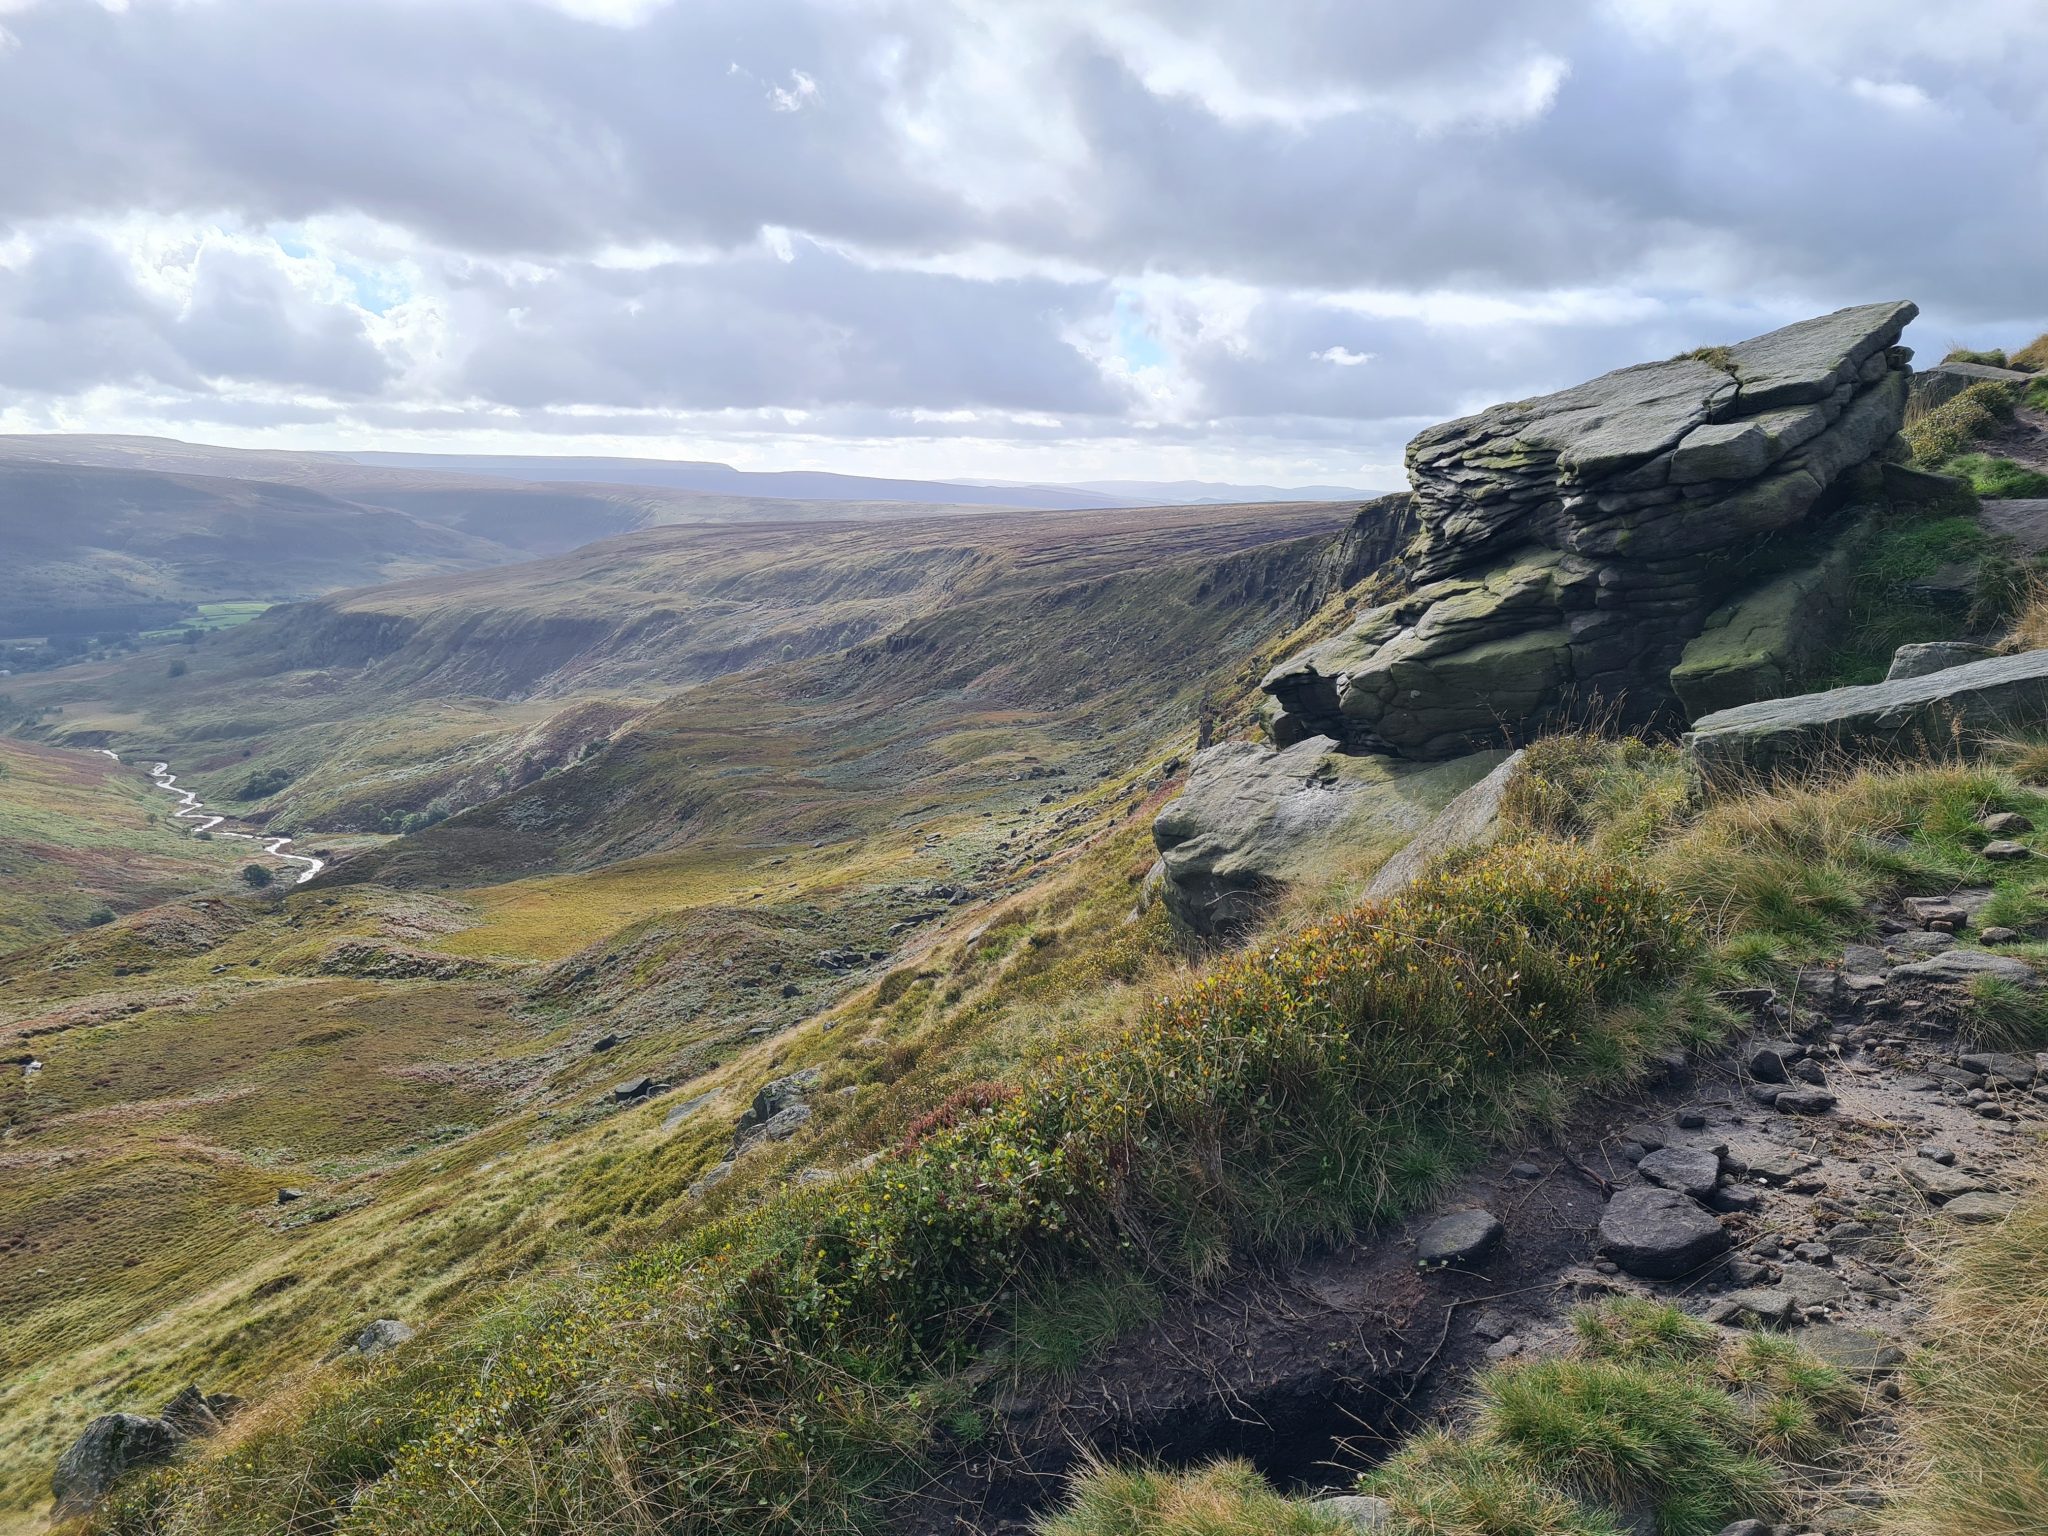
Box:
94, 841, 1698, 1535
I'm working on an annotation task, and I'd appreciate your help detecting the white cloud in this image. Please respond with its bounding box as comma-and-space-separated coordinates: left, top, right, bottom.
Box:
1848, 76, 1933, 112
1313, 346, 1374, 366
767, 68, 818, 112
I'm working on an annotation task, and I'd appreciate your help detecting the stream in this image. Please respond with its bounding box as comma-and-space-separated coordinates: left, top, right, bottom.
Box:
96, 748, 324, 884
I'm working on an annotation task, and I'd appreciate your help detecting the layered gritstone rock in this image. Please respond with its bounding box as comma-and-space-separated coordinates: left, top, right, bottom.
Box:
1264, 302, 1920, 758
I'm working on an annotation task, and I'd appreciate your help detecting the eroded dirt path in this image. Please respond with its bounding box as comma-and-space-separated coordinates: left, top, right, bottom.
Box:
910, 895, 2047, 1535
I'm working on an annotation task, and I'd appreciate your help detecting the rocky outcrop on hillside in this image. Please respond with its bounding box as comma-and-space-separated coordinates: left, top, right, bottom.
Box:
1685, 648, 2048, 781
1159, 304, 1949, 930
51, 1387, 238, 1517
1149, 739, 1505, 935
1263, 303, 1922, 758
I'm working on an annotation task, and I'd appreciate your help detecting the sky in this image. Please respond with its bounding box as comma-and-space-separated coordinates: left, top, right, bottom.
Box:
0, 0, 2043, 488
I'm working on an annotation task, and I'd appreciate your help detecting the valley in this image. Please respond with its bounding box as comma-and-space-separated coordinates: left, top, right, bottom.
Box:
6, 311, 2048, 1536
0, 493, 1376, 1530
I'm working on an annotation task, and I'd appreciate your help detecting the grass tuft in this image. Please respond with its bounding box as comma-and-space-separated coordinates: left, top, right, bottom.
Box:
1903, 379, 2021, 468
1939, 452, 2048, 500
1887, 1180, 2048, 1536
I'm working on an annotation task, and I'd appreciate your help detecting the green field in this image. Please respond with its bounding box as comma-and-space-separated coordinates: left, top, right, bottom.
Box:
138, 600, 276, 639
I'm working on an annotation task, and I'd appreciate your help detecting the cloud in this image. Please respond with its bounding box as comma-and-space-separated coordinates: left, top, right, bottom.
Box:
0, 0, 2040, 481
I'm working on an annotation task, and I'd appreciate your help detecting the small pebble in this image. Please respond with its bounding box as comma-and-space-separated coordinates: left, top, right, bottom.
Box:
1677, 1109, 1707, 1129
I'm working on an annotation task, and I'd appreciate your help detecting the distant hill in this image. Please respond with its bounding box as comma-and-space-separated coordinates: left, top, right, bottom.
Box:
0, 459, 512, 636
0, 432, 1377, 641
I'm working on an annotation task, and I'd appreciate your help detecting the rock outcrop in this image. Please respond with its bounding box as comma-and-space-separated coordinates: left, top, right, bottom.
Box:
1685, 648, 2048, 781
1362, 748, 1524, 898
1263, 303, 1921, 758
50, 1386, 241, 1515
1150, 739, 1505, 935
52, 1415, 179, 1517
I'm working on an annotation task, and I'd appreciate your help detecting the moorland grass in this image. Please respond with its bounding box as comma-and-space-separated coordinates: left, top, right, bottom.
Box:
1903, 379, 2020, 467
94, 840, 1699, 1536
2006, 331, 2048, 373
73, 737, 2048, 1536
1886, 1180, 2048, 1536
1938, 451, 2048, 500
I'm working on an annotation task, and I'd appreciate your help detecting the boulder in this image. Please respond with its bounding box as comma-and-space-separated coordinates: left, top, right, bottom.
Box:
1263, 304, 1919, 757
349, 1318, 415, 1358
1879, 462, 1980, 519
1635, 1145, 1721, 1199
1598, 1186, 1731, 1278
1415, 1208, 1505, 1267
1886, 641, 1994, 681
1150, 737, 1503, 935
1945, 1191, 2019, 1223
157, 1385, 238, 1440
1890, 948, 2041, 990
1908, 359, 2035, 409
1686, 648, 2048, 782
1364, 749, 1525, 898
1903, 1162, 1985, 1203
51, 1414, 179, 1516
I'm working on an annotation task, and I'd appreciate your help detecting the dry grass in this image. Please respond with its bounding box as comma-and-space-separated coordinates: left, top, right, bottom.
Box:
1885, 1179, 2048, 1536
2008, 331, 2048, 373
1997, 575, 2048, 655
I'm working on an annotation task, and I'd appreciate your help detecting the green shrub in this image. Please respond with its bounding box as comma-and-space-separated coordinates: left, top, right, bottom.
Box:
1940, 452, 2048, 500
1944, 346, 2010, 368
1503, 736, 1692, 856
1905, 380, 2021, 467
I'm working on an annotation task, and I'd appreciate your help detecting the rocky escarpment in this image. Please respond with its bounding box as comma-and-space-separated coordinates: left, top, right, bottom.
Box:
1158, 304, 1948, 932
1264, 302, 1922, 758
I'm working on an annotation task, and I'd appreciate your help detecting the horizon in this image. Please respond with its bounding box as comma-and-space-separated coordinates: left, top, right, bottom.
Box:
0, 2, 2042, 485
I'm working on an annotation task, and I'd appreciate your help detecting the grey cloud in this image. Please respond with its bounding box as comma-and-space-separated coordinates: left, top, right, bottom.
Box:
0, 231, 390, 395
0, 0, 2042, 470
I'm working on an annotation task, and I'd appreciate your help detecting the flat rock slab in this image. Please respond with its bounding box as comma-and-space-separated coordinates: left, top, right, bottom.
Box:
1723, 1140, 1821, 1185
1598, 1186, 1731, 1278
1151, 737, 1503, 935
1903, 1162, 1987, 1203
1945, 1191, 2019, 1223
1800, 1323, 1907, 1378
1636, 1145, 1722, 1199
1687, 648, 2048, 782
1364, 749, 1525, 898
1960, 1051, 2038, 1085
1415, 1208, 1505, 1268
1891, 949, 2042, 989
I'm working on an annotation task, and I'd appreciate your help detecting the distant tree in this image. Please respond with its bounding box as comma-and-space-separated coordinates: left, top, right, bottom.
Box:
239, 864, 274, 889
167, 659, 188, 678
85, 907, 115, 927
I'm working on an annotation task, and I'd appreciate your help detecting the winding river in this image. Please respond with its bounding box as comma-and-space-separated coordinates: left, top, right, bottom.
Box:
97, 748, 324, 885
